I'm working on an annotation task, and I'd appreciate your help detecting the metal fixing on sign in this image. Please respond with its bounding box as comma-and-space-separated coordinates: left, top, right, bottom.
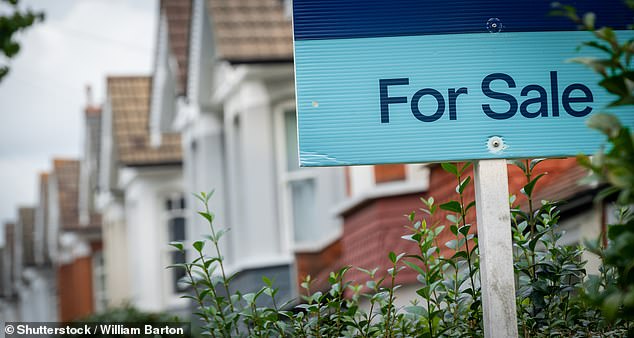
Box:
292, 0, 634, 166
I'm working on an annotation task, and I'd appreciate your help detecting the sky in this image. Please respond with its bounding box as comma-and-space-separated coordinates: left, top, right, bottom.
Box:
0, 0, 157, 245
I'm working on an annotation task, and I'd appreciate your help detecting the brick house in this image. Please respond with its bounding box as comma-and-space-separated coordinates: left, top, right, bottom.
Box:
48, 158, 103, 321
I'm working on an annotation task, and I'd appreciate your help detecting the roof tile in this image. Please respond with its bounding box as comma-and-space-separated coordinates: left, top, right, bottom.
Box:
207, 0, 293, 63
53, 159, 80, 230
107, 76, 182, 166
162, 0, 192, 94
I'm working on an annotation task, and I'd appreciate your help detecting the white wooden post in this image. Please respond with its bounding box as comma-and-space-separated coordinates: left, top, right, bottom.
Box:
474, 159, 518, 338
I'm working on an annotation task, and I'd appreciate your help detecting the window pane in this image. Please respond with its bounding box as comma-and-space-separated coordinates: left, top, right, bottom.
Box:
169, 217, 186, 241
291, 178, 317, 242
171, 251, 187, 292
165, 199, 172, 211
285, 110, 299, 172
179, 197, 186, 209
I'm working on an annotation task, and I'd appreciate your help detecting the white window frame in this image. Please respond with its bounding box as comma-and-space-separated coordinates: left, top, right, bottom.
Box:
273, 100, 321, 251
348, 163, 430, 198
160, 192, 188, 308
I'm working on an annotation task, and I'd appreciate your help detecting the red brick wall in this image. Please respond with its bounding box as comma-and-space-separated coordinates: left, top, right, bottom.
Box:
374, 164, 407, 183
295, 239, 342, 289
337, 158, 586, 287
340, 193, 424, 285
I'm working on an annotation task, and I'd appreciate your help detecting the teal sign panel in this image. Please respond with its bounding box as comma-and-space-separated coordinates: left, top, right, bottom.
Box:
292, 1, 634, 166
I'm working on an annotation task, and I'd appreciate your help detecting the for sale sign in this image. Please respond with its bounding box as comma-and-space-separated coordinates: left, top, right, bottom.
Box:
292, 0, 634, 166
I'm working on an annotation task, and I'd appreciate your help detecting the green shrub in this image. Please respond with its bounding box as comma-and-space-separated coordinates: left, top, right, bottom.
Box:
552, 2, 634, 329
579, 116, 634, 329
171, 157, 633, 337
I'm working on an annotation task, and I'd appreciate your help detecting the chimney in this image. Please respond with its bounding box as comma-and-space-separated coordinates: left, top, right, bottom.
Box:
84, 84, 101, 117
85, 84, 93, 106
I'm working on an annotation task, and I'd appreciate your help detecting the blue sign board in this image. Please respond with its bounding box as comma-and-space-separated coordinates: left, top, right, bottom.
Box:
292, 0, 634, 166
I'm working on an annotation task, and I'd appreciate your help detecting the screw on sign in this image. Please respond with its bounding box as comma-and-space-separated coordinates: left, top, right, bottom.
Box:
487, 136, 506, 154
487, 18, 502, 33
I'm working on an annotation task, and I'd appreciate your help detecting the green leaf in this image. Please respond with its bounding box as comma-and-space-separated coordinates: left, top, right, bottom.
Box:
566, 57, 615, 75
446, 239, 458, 250
214, 228, 229, 242
243, 292, 256, 304
459, 224, 471, 236
388, 251, 397, 263
576, 154, 592, 169
602, 293, 623, 320
169, 241, 184, 251
451, 251, 468, 260
599, 74, 633, 98
450, 224, 459, 235
522, 173, 546, 198
587, 113, 623, 138
594, 186, 621, 203
579, 40, 612, 54
456, 176, 471, 194
459, 162, 473, 175
198, 211, 215, 223
440, 201, 462, 213
595, 27, 617, 47
193, 193, 206, 204
582, 12, 595, 30
548, 3, 579, 22
205, 189, 215, 201
403, 260, 426, 276
441, 162, 458, 176
166, 263, 187, 269
193, 240, 205, 252
529, 158, 545, 171
408, 211, 415, 222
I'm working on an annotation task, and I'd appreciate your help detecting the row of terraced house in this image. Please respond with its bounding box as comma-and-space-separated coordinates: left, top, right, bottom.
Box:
0, 0, 615, 322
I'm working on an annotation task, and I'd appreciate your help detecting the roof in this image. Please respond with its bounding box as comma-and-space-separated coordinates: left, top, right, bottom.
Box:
161, 0, 192, 94
53, 159, 81, 230
17, 207, 35, 266
107, 76, 182, 166
207, 0, 293, 63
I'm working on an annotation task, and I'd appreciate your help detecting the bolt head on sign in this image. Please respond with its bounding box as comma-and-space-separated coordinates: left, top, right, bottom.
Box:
291, 0, 634, 167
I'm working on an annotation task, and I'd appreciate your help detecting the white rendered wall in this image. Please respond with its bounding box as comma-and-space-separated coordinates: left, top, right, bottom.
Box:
182, 112, 233, 266
121, 167, 185, 313
223, 79, 289, 271
101, 198, 129, 308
